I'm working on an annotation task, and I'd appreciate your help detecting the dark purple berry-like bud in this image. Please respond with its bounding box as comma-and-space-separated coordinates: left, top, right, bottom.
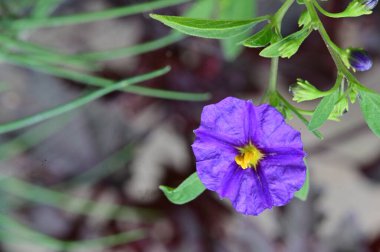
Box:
362, 0, 378, 9
349, 49, 373, 72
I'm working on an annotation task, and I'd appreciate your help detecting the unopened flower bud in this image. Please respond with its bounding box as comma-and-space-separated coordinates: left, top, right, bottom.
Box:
362, 0, 378, 10
343, 0, 377, 16
348, 48, 373, 72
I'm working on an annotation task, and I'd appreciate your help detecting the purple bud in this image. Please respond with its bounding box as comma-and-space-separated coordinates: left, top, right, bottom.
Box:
349, 49, 373, 72
362, 0, 378, 9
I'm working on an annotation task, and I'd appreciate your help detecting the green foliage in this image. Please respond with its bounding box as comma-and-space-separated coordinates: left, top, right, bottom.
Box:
359, 90, 380, 137
298, 10, 311, 27
0, 0, 219, 249
314, 0, 374, 18
7, 0, 190, 30
242, 25, 273, 48
276, 93, 324, 139
0, 67, 170, 134
219, 0, 256, 60
159, 172, 206, 205
291, 79, 327, 102
150, 14, 268, 39
329, 97, 349, 121
260, 26, 312, 58
308, 89, 340, 131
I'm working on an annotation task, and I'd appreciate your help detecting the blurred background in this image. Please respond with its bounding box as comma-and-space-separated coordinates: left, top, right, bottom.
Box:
0, 0, 380, 251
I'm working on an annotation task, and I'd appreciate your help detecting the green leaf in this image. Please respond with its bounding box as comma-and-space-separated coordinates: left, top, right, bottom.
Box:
242, 25, 273, 48
150, 14, 268, 39
358, 90, 380, 137
78, 0, 215, 62
295, 162, 309, 201
308, 89, 339, 131
219, 0, 256, 60
260, 26, 311, 58
159, 172, 206, 205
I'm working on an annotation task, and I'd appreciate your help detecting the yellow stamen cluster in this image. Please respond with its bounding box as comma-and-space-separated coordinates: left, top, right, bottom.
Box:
235, 143, 264, 169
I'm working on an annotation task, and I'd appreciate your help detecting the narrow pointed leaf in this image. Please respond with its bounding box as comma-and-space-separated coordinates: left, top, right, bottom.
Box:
150, 14, 268, 39
159, 172, 205, 204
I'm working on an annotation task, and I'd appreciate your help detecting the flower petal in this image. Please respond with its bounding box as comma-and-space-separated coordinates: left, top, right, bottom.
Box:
194, 152, 236, 192
255, 105, 303, 150
219, 166, 271, 215
196, 97, 254, 146
259, 153, 306, 206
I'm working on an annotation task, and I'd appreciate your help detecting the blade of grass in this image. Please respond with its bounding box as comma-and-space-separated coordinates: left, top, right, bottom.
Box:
0, 51, 211, 101
32, 0, 61, 18
0, 213, 146, 250
0, 176, 158, 221
80, 32, 183, 61
78, 0, 216, 61
0, 34, 95, 69
0, 66, 170, 134
124, 85, 210, 100
8, 0, 190, 30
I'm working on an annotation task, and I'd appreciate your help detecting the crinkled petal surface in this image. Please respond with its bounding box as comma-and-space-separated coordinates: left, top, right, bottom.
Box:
192, 97, 306, 215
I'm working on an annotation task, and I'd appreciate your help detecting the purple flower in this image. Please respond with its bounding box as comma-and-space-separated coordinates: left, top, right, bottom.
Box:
349, 49, 373, 72
192, 97, 306, 215
362, 0, 378, 9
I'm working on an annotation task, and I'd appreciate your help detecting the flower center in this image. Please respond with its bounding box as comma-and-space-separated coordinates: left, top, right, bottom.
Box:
235, 143, 264, 170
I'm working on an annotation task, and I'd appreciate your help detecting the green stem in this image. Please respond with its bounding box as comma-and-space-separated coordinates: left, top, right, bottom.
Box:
277, 92, 323, 139
313, 0, 348, 18
263, 0, 295, 101
268, 57, 279, 93
305, 0, 373, 92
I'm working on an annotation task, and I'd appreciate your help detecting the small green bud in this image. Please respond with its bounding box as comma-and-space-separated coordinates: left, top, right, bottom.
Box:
290, 79, 327, 102
341, 0, 376, 17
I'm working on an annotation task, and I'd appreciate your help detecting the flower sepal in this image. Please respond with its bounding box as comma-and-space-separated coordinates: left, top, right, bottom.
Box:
335, 0, 377, 17
290, 79, 329, 102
